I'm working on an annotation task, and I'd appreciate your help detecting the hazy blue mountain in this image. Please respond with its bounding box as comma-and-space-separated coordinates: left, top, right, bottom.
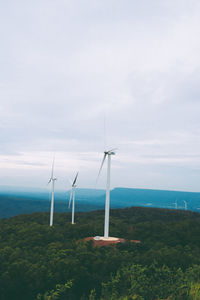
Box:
0, 186, 105, 201
109, 187, 200, 212
0, 187, 106, 218
0, 186, 200, 218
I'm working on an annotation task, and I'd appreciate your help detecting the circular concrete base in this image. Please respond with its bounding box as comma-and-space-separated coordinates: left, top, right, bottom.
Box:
84, 236, 126, 247
94, 236, 119, 241
83, 236, 141, 247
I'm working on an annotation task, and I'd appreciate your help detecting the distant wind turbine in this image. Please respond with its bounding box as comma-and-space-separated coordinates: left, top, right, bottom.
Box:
174, 199, 178, 209
183, 200, 187, 211
48, 156, 57, 227
96, 149, 116, 239
68, 172, 79, 224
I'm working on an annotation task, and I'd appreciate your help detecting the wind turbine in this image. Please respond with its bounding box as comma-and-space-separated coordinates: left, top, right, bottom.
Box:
68, 172, 79, 224
48, 156, 57, 227
97, 149, 116, 239
174, 199, 178, 209
183, 200, 187, 211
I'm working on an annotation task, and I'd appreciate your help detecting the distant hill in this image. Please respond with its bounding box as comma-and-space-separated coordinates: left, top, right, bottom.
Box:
109, 187, 200, 212
0, 187, 105, 218
0, 186, 200, 218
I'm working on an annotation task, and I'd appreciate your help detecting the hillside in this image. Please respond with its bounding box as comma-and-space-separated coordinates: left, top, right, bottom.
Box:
1, 187, 200, 219
1, 207, 200, 299
0, 188, 105, 218
110, 187, 200, 211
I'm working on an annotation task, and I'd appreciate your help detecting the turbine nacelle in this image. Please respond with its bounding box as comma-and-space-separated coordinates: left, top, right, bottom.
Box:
48, 177, 57, 184
104, 148, 117, 155
104, 150, 115, 156
96, 149, 117, 183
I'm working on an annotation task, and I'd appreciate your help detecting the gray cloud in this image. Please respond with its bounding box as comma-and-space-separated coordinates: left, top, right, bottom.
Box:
0, 0, 200, 191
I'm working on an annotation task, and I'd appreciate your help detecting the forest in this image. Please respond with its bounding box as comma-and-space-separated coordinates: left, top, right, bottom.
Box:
0, 206, 200, 299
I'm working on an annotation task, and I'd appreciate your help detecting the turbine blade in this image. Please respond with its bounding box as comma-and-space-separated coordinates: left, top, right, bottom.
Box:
72, 172, 79, 186
51, 155, 55, 179
68, 189, 73, 208
48, 178, 52, 185
96, 153, 107, 184
108, 148, 118, 153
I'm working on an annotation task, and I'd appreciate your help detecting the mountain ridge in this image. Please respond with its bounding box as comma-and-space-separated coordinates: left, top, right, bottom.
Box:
0, 186, 200, 218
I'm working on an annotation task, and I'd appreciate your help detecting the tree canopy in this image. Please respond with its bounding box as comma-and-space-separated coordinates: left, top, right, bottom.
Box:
0, 207, 200, 299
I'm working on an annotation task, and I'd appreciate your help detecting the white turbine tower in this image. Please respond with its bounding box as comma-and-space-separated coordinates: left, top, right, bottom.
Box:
97, 149, 116, 239
48, 157, 57, 227
68, 172, 79, 224
183, 200, 187, 211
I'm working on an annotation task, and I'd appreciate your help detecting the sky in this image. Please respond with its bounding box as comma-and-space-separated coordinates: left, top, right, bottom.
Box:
1, 0, 200, 192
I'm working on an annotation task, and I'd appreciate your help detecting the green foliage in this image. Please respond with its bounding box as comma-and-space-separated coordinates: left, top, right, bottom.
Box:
188, 282, 200, 299
0, 207, 200, 299
37, 281, 72, 300
101, 264, 187, 299
89, 289, 96, 300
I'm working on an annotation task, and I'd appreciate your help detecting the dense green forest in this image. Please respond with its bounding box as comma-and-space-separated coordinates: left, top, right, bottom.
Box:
1, 207, 200, 299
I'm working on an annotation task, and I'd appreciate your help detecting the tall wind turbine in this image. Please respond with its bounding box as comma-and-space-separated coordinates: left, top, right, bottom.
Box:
68, 172, 79, 224
48, 156, 57, 227
97, 149, 116, 239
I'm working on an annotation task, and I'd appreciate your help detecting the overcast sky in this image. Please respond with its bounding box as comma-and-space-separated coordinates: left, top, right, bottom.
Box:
1, 0, 200, 192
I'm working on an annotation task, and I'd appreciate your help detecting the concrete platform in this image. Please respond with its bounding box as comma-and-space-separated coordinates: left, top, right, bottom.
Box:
84, 236, 141, 247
